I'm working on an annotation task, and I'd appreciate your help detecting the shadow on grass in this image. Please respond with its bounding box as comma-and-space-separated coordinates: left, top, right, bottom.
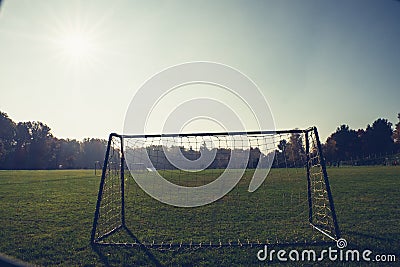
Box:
343, 230, 399, 255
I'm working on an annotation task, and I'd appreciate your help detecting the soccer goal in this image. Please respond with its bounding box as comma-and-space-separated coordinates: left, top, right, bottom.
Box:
91, 127, 341, 249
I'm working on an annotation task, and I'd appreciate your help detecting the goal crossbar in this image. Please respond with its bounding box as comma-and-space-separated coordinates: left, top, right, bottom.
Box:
109, 128, 313, 139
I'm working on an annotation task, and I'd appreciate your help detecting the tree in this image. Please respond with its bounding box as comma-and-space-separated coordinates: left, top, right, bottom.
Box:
325, 125, 361, 162
55, 139, 81, 169
323, 138, 337, 165
80, 138, 107, 168
362, 118, 394, 155
0, 112, 16, 168
0, 140, 4, 166
393, 113, 400, 152
0, 111, 112, 169
285, 132, 305, 167
13, 121, 55, 169
29, 121, 54, 169
272, 139, 288, 168
248, 147, 261, 168
14, 122, 32, 169
278, 139, 287, 153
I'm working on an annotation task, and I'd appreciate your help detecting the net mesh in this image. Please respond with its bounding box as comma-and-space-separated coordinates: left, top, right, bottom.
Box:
91, 128, 340, 249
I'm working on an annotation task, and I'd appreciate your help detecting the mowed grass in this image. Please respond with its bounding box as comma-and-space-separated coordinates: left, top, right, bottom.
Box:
0, 170, 100, 266
0, 167, 399, 266
121, 168, 316, 247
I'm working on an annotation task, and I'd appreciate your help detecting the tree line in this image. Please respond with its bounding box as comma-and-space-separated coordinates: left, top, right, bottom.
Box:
0, 111, 107, 169
323, 115, 400, 166
0, 111, 399, 169
127, 145, 269, 170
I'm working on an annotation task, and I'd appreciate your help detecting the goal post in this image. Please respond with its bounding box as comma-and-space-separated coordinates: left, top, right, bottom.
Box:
91, 127, 342, 248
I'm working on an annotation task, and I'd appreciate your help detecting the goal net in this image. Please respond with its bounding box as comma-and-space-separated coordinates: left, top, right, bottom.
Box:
91, 127, 341, 248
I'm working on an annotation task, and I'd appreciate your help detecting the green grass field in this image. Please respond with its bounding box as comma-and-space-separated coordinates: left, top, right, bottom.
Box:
0, 167, 399, 266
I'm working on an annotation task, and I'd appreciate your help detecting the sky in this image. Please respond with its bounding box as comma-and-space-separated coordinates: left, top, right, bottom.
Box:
0, 0, 399, 142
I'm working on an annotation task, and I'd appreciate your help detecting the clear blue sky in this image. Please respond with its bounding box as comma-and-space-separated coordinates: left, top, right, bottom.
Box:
0, 0, 399, 142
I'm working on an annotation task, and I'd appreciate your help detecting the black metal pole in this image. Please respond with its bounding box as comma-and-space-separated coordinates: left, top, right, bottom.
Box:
305, 129, 313, 225
91, 133, 118, 244
120, 135, 126, 228
313, 127, 341, 239
120, 129, 311, 139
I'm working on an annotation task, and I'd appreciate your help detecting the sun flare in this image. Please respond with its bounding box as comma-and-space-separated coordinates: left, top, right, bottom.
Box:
45, 3, 111, 73
55, 29, 95, 63
61, 32, 91, 59
50, 22, 101, 69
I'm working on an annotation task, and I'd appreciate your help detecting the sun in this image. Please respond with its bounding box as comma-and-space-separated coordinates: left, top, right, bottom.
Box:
60, 32, 92, 59
49, 16, 102, 69
53, 28, 96, 64
45, 3, 114, 75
